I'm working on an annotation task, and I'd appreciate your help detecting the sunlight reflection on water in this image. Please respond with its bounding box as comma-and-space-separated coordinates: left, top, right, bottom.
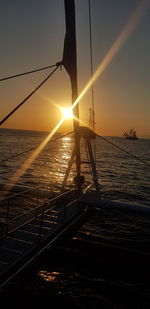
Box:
0, 129, 150, 205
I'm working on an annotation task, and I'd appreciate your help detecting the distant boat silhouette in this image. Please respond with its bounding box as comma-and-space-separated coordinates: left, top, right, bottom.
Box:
123, 128, 138, 140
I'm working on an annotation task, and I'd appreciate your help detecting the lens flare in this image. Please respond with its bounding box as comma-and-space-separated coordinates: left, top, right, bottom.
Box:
61, 107, 73, 119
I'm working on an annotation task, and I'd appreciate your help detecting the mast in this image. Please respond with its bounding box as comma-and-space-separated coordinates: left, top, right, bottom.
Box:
63, 0, 81, 193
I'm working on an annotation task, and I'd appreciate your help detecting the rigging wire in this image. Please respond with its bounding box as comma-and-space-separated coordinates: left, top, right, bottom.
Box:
87, 1, 150, 170
96, 133, 150, 168
0, 65, 59, 126
0, 64, 57, 82
88, 0, 95, 130
84, 138, 93, 178
0, 131, 73, 166
88, 0, 97, 169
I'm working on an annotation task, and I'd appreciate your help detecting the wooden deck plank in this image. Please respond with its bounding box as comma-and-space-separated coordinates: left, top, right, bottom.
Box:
10, 229, 41, 243
2, 238, 33, 253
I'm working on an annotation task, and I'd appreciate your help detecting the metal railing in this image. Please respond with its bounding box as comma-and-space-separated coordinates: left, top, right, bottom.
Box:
0, 189, 77, 240
0, 184, 93, 241
0, 186, 51, 222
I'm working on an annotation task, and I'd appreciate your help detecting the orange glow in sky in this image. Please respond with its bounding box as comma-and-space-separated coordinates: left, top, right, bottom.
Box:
0, 0, 150, 137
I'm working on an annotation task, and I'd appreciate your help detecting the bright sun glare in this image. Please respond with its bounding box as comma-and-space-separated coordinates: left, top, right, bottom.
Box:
61, 107, 73, 119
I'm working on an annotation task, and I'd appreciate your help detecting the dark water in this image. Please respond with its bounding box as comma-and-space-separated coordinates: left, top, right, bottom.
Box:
0, 128, 150, 308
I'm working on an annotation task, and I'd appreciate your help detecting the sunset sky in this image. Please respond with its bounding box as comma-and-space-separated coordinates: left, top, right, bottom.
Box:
0, 0, 150, 137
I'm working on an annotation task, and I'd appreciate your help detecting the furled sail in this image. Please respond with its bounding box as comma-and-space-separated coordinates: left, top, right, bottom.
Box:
63, 0, 81, 192
63, 0, 77, 97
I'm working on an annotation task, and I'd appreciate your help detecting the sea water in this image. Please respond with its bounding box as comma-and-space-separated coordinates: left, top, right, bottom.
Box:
0, 128, 150, 205
1, 128, 150, 308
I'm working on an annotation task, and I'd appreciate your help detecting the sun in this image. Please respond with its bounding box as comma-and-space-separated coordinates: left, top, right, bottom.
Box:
61, 107, 73, 119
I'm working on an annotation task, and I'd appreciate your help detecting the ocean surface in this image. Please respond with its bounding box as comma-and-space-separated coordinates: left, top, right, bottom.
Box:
0, 128, 150, 204
1, 128, 150, 308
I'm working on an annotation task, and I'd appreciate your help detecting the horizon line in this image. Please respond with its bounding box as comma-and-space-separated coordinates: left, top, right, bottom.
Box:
0, 127, 150, 139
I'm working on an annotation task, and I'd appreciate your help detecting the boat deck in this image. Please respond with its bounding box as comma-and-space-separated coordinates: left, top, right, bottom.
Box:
0, 190, 86, 287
